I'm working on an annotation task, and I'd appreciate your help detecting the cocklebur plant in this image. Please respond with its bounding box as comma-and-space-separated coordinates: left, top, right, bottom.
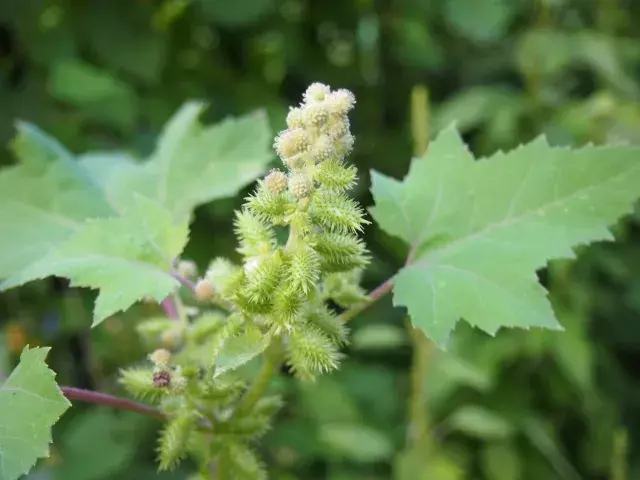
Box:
1, 82, 640, 480
117, 84, 370, 476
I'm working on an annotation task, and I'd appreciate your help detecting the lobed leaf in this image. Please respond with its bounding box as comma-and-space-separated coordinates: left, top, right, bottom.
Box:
1, 195, 189, 326
81, 103, 274, 221
0, 347, 71, 480
370, 127, 640, 346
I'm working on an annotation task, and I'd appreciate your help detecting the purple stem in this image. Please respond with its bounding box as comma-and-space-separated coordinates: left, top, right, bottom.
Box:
161, 296, 179, 319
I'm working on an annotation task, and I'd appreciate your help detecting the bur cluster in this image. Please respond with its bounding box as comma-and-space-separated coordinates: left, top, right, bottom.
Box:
119, 83, 370, 478
207, 82, 370, 379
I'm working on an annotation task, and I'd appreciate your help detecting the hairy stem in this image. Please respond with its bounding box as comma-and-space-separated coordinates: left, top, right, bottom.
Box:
236, 349, 281, 415
60, 386, 164, 419
404, 83, 435, 452
337, 277, 393, 323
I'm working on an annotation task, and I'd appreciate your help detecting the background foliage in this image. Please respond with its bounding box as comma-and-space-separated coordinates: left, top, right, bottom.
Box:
0, 0, 639, 479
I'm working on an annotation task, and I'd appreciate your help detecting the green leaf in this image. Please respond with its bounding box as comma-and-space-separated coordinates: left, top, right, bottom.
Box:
53, 409, 150, 480
198, 0, 276, 26
49, 59, 138, 129
85, 1, 167, 84
447, 406, 514, 440
1, 195, 189, 326
0, 346, 71, 480
0, 104, 271, 322
523, 416, 581, 480
318, 423, 393, 463
214, 325, 271, 377
481, 443, 522, 480
0, 123, 114, 279
370, 127, 640, 346
82, 103, 274, 221
444, 0, 516, 42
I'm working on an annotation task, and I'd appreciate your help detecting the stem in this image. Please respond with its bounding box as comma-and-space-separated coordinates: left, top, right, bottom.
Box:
406, 322, 434, 448
172, 272, 197, 291
337, 277, 393, 323
161, 296, 179, 319
236, 345, 282, 415
403, 83, 435, 453
60, 386, 164, 419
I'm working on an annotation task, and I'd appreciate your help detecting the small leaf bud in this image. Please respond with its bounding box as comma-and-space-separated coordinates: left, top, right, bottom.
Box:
286, 107, 304, 129
303, 83, 331, 104
195, 278, 215, 302
264, 169, 287, 194
274, 128, 309, 160
153, 370, 171, 388
176, 259, 197, 278
303, 104, 329, 127
326, 89, 356, 116
150, 348, 172, 368
288, 173, 314, 199
310, 134, 335, 163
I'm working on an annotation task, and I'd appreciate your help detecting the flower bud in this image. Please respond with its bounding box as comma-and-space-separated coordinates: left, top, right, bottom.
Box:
286, 107, 304, 128
327, 117, 350, 139
195, 278, 215, 302
176, 259, 197, 278
310, 134, 335, 163
283, 153, 307, 170
274, 128, 309, 160
326, 89, 356, 116
288, 173, 314, 199
150, 348, 172, 368
303, 83, 331, 104
303, 104, 329, 127
264, 169, 287, 194
336, 133, 355, 157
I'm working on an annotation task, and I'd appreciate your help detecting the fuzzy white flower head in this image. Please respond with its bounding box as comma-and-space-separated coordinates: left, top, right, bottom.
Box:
264, 169, 288, 194
288, 173, 314, 199
286, 107, 304, 129
311, 134, 335, 163
303, 83, 331, 104
274, 128, 309, 159
336, 133, 355, 157
303, 103, 329, 127
327, 116, 350, 140
327, 89, 356, 116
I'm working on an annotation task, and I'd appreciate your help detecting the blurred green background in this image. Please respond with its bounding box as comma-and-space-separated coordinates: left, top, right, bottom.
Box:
1, 0, 639, 479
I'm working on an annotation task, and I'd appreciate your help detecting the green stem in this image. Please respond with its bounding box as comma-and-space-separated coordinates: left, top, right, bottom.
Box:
236, 345, 282, 414
405, 323, 433, 448
403, 83, 435, 452
337, 277, 393, 323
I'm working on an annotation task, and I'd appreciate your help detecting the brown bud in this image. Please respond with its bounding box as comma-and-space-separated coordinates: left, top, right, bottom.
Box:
195, 278, 215, 302
153, 370, 171, 388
